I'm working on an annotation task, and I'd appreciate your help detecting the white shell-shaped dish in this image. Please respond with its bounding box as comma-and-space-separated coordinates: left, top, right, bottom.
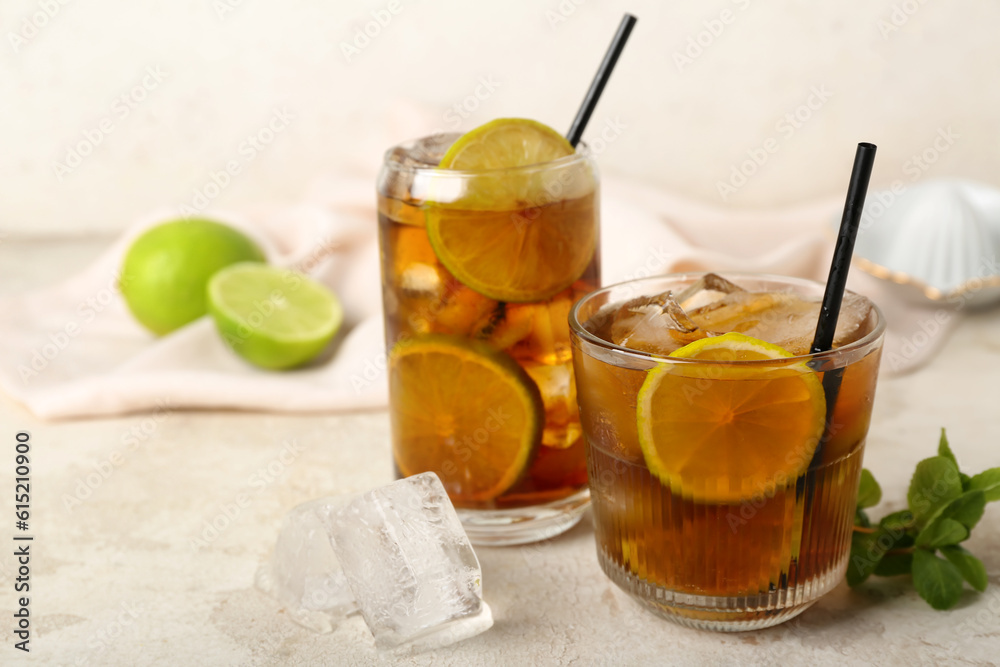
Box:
850, 179, 1000, 307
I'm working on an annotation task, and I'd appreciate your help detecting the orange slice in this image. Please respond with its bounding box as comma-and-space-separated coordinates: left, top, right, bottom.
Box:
636, 332, 826, 504
389, 334, 543, 502
426, 118, 596, 302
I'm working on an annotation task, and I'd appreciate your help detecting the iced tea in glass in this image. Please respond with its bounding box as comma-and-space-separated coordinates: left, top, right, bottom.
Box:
376, 130, 599, 545
570, 273, 884, 630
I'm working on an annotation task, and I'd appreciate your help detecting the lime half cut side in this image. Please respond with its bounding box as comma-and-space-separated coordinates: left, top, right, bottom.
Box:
208, 263, 343, 370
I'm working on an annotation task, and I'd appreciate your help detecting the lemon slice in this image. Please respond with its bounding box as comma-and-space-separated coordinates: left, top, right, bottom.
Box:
389, 334, 543, 503
426, 118, 596, 303
207, 263, 342, 370
439, 118, 575, 172
636, 332, 826, 504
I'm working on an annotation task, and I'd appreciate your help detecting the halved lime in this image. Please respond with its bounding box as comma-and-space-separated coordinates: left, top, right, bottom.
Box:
390, 334, 543, 502
207, 263, 342, 370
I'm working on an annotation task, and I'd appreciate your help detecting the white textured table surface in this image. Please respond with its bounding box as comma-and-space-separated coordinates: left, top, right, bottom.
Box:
2, 239, 999, 667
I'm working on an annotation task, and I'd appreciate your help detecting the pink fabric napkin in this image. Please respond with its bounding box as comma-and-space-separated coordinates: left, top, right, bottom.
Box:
0, 160, 958, 420
0, 183, 389, 419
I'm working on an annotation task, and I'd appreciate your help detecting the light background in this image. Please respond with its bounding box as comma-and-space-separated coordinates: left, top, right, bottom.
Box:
1, 0, 995, 236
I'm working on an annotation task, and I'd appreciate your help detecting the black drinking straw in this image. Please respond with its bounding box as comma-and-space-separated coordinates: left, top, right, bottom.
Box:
566, 13, 637, 148
809, 142, 877, 461
811, 143, 878, 356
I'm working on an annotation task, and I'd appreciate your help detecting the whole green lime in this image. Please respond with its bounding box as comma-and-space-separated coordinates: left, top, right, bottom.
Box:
120, 219, 266, 335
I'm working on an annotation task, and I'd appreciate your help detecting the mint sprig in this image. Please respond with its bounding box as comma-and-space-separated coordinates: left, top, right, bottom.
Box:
849, 428, 998, 610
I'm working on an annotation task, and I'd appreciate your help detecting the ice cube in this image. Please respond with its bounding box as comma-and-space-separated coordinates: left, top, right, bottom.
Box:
400, 262, 441, 297
674, 272, 745, 310
329, 473, 493, 652
688, 291, 872, 356
607, 291, 705, 355
255, 497, 358, 633
523, 361, 580, 449
403, 132, 457, 168
831, 293, 874, 347
379, 133, 459, 200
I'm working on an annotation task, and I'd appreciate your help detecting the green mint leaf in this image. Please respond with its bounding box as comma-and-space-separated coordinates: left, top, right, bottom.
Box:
908, 456, 963, 525
849, 520, 912, 585
879, 509, 916, 532
940, 545, 988, 592
874, 551, 914, 577
912, 548, 964, 610
916, 518, 968, 548
937, 428, 958, 469
858, 429, 996, 607
937, 490, 987, 531
857, 468, 882, 509
847, 531, 881, 586
967, 467, 1000, 502
916, 491, 984, 551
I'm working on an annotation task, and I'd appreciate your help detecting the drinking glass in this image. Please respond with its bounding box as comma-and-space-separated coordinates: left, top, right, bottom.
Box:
377, 133, 600, 545
570, 273, 885, 630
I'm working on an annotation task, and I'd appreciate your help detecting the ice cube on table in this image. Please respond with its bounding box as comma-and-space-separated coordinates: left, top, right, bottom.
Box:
255, 497, 357, 633
256, 473, 492, 651
330, 472, 493, 652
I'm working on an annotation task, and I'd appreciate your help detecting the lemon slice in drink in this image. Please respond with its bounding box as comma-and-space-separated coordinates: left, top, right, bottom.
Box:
207, 263, 343, 370
389, 334, 543, 502
636, 332, 826, 504
438, 118, 575, 173
426, 118, 597, 303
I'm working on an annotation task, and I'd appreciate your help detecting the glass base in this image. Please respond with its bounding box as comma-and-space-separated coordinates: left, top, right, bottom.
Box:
599, 546, 848, 631
457, 489, 590, 546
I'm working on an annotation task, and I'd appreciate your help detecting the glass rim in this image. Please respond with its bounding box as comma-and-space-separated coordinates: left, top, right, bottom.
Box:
380, 133, 594, 177
568, 272, 887, 366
